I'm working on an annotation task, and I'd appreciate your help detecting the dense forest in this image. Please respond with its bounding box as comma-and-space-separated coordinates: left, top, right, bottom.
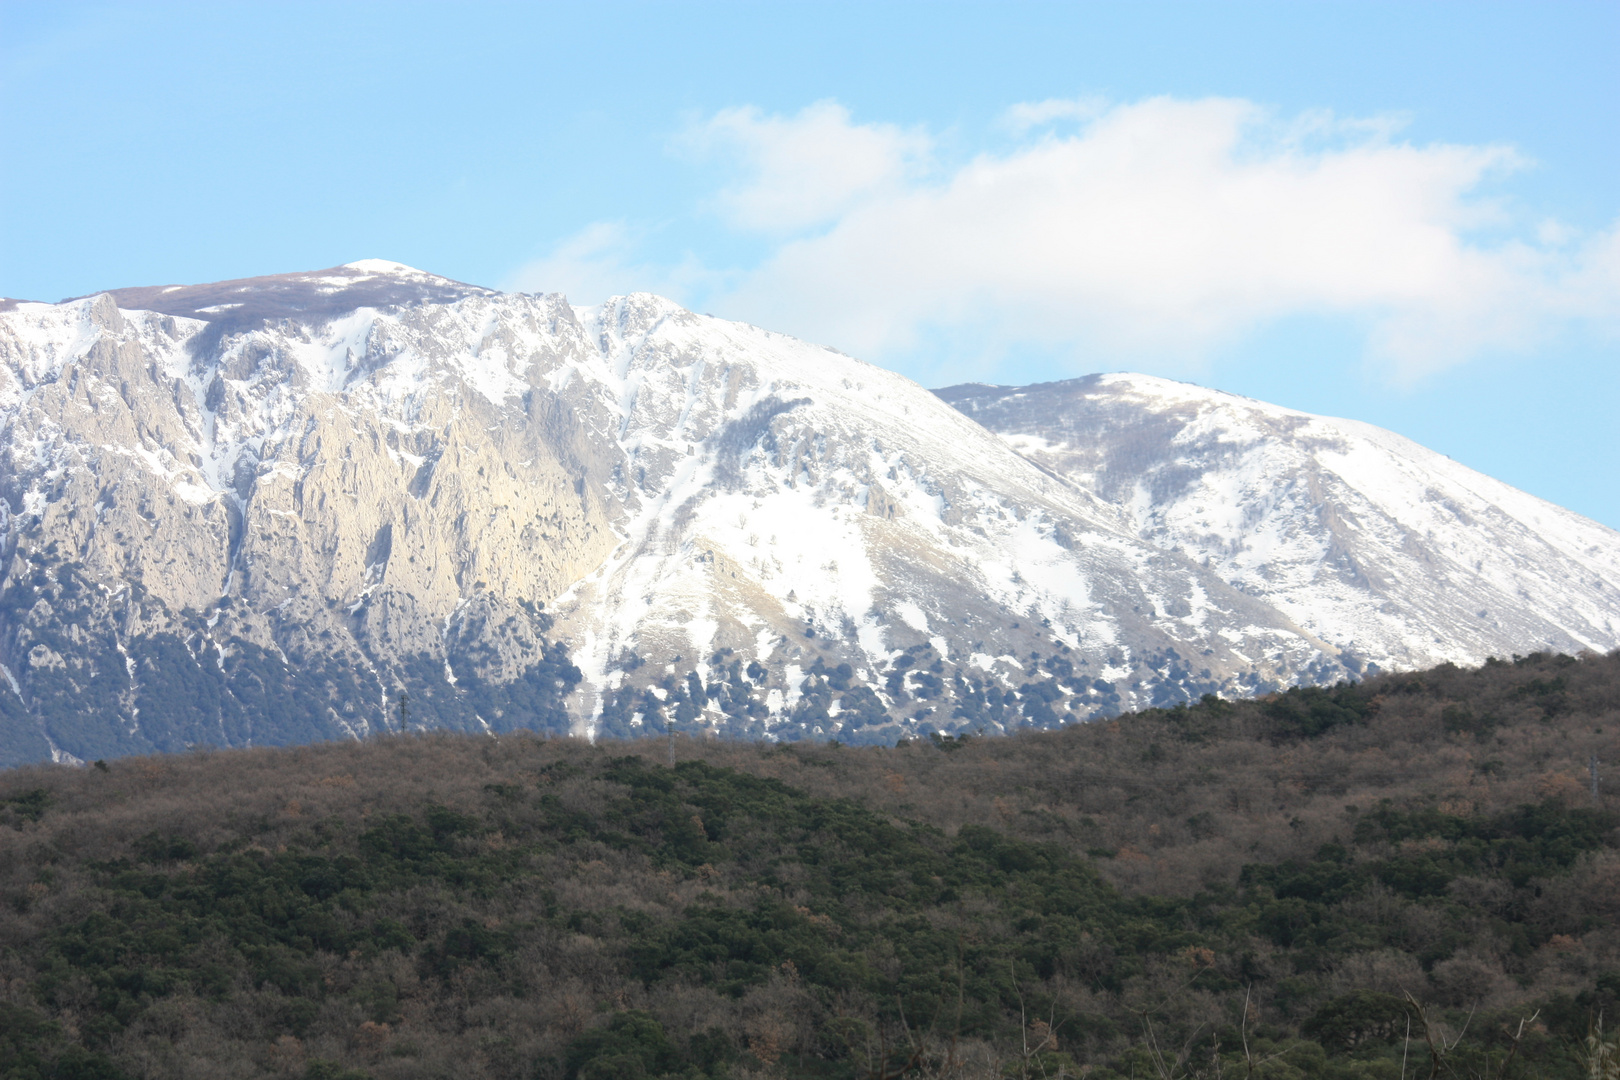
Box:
1, 651, 1617, 1080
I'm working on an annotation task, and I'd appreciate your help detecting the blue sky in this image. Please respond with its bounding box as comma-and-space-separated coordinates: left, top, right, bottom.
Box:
3, 1, 1617, 527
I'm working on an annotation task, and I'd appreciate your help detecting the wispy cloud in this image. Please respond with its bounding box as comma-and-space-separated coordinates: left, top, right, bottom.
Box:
999, 96, 1110, 133
504, 221, 719, 306
517, 97, 1620, 383
679, 100, 931, 233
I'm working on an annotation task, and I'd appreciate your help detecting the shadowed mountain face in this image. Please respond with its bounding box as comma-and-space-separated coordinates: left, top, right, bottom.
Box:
0, 266, 1613, 765
936, 375, 1620, 673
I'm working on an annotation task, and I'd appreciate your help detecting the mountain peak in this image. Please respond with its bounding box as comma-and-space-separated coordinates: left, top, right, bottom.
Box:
340, 259, 431, 275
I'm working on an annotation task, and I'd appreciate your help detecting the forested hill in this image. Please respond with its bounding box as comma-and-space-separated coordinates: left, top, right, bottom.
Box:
1, 651, 1616, 1080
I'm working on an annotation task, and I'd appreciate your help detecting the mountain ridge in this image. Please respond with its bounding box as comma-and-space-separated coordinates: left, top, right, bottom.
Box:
0, 262, 1613, 764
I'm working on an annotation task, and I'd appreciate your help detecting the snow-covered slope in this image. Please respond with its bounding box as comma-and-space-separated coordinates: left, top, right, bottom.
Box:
0, 265, 1610, 764
544, 298, 1343, 733
937, 374, 1620, 672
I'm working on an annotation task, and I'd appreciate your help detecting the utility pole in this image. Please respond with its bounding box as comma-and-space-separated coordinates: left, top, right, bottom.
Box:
667, 719, 675, 768
1592, 754, 1601, 804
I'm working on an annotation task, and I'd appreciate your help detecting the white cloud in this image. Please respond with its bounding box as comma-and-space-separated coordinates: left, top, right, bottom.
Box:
516, 97, 1620, 382
681, 100, 930, 232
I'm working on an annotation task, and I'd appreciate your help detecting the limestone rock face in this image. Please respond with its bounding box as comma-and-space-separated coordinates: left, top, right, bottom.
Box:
2, 264, 1615, 764
0, 266, 611, 762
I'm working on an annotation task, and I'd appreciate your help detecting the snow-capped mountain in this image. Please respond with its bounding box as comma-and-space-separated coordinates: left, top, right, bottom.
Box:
0, 265, 1612, 764
543, 297, 1346, 736
938, 374, 1620, 671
